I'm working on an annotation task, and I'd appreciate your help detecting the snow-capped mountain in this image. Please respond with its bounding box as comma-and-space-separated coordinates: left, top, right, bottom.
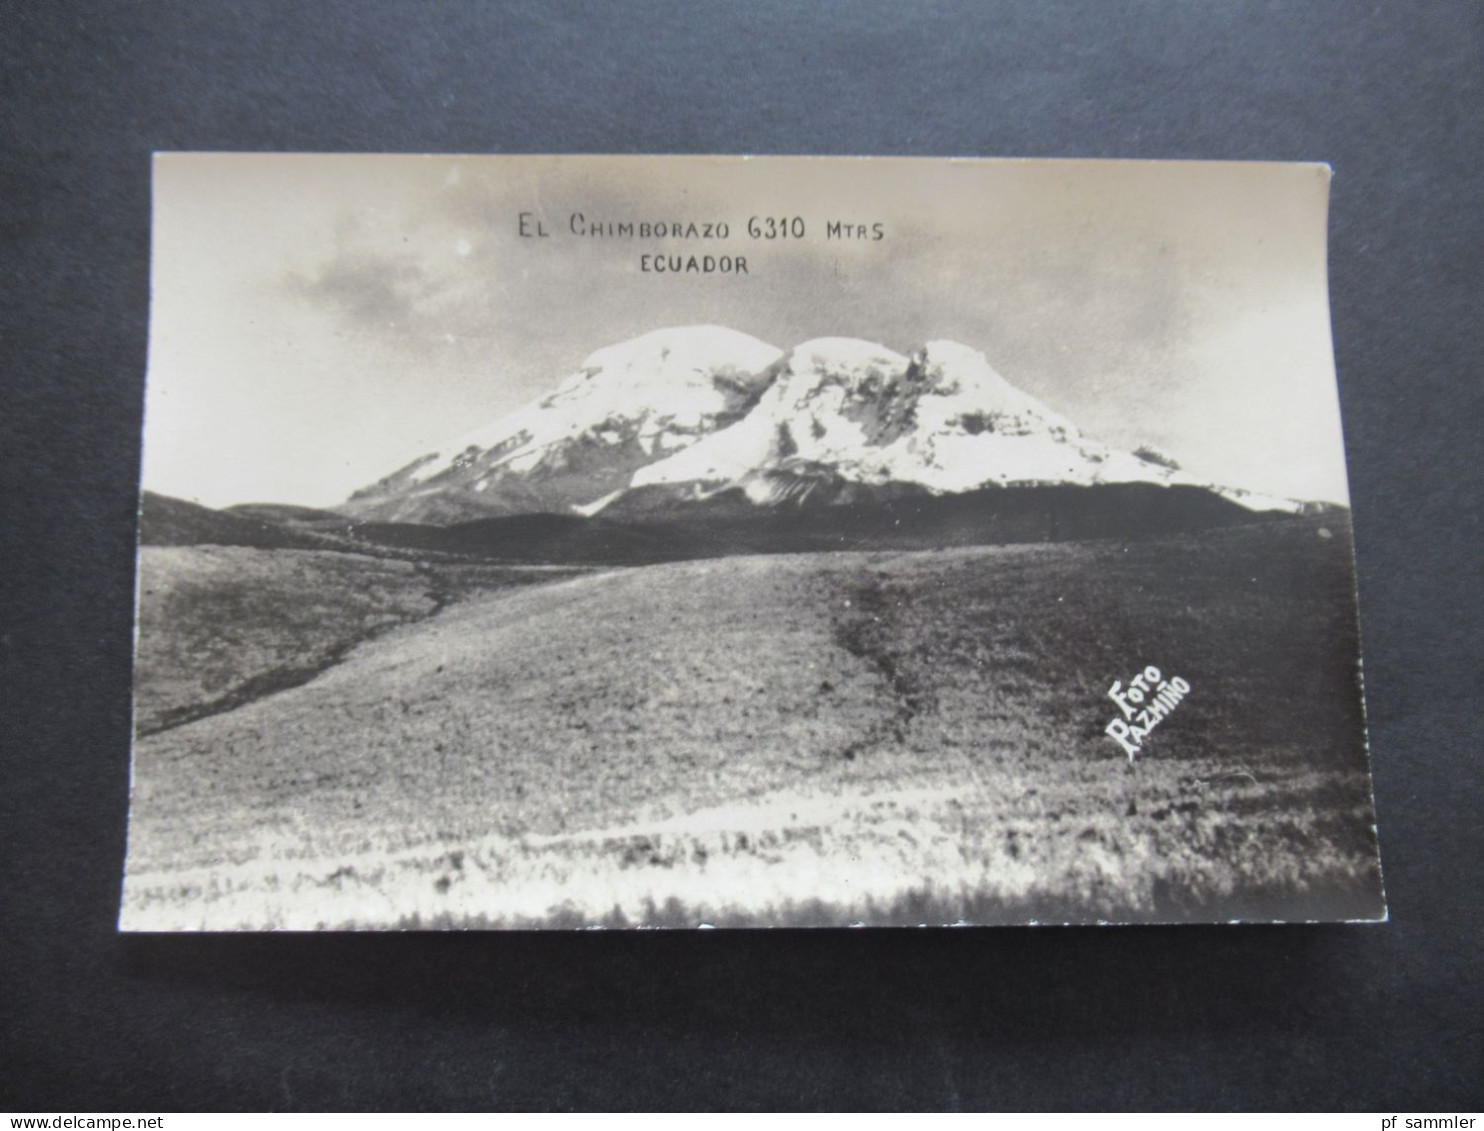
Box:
635, 337, 1179, 495
343, 326, 783, 522
346, 326, 1301, 523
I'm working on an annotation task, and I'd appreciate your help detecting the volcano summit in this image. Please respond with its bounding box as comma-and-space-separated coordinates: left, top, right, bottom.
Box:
343, 326, 1302, 526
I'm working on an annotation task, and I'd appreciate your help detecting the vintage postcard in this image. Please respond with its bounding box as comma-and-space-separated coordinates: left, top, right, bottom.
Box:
122, 154, 1385, 929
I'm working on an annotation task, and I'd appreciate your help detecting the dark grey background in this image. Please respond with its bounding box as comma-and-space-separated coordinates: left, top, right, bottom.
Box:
2, 0, 1479, 1112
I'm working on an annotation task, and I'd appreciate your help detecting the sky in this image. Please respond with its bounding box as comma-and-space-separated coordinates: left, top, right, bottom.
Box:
143, 153, 1351, 508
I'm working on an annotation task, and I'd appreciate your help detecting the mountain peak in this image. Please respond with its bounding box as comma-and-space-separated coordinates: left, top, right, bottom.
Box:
342, 325, 784, 522
569, 325, 781, 394
630, 334, 1093, 495
346, 329, 1301, 523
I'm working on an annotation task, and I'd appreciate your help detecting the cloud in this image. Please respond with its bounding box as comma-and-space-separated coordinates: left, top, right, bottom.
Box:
280, 202, 490, 351
286, 245, 431, 330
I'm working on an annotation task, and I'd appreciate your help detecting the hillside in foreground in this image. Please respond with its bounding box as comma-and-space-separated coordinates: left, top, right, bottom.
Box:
132, 547, 594, 734
122, 516, 1382, 929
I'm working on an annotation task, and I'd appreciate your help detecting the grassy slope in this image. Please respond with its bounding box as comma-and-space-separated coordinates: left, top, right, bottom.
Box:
133, 547, 591, 734
122, 518, 1383, 929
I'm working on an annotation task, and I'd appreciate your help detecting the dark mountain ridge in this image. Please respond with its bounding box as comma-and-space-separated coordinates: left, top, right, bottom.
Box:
139, 483, 1324, 566
139, 492, 333, 551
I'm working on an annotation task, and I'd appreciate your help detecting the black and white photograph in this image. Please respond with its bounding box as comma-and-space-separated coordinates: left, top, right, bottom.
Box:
121, 153, 1385, 930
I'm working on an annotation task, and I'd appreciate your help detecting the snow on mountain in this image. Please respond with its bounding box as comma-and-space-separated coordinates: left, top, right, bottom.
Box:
632, 337, 1195, 495
343, 326, 784, 521
347, 327, 1302, 522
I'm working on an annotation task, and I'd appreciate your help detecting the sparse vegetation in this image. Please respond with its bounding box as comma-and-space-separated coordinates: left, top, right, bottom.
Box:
133, 546, 591, 734
122, 517, 1382, 929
